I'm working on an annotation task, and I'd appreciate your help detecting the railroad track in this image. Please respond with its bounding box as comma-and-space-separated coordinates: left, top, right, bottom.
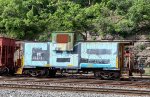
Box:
0, 83, 150, 96
0, 76, 150, 88
0, 76, 150, 96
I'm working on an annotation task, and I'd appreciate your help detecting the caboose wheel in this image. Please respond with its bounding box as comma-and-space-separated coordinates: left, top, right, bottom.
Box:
113, 71, 120, 79
29, 69, 50, 77
29, 70, 39, 77
42, 69, 49, 77
94, 71, 101, 79
99, 71, 113, 80
94, 71, 119, 80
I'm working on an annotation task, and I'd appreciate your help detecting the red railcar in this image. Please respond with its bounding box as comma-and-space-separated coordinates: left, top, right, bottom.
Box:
0, 37, 16, 75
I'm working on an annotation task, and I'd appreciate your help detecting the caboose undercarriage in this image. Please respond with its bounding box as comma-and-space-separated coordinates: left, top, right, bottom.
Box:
19, 67, 121, 80
22, 68, 56, 77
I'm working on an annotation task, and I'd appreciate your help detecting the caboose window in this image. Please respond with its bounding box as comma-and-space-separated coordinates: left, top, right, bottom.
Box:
57, 58, 70, 62
56, 34, 69, 43
87, 49, 112, 55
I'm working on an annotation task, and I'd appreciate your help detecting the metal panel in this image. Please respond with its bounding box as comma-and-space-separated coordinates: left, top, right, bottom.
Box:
24, 42, 50, 67
50, 42, 79, 68
80, 42, 118, 69
0, 37, 15, 67
52, 33, 74, 51
56, 34, 69, 43
23, 41, 119, 70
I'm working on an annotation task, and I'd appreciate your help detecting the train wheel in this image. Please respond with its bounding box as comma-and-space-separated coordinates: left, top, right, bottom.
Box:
99, 71, 113, 80
94, 71, 119, 80
2, 67, 9, 76
29, 70, 49, 77
42, 69, 49, 77
94, 71, 101, 79
112, 72, 120, 79
29, 70, 39, 77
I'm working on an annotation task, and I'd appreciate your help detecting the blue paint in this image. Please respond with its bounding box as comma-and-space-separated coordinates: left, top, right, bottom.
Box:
24, 42, 49, 67
80, 63, 111, 68
50, 43, 79, 68
23, 42, 119, 70
80, 42, 118, 68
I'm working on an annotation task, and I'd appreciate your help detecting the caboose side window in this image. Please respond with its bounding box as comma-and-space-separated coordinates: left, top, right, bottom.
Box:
56, 34, 69, 43
87, 49, 112, 55
57, 58, 70, 62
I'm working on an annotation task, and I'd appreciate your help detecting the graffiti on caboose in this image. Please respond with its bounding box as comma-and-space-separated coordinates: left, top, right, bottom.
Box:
80, 58, 110, 64
32, 48, 48, 61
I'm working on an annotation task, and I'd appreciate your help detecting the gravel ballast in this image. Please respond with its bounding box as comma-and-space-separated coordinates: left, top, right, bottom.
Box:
0, 88, 149, 97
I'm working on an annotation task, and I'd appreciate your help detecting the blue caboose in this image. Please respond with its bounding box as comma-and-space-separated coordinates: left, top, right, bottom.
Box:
15, 32, 132, 79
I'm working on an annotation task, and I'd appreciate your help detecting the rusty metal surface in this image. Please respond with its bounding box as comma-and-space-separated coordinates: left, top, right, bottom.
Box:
0, 37, 16, 68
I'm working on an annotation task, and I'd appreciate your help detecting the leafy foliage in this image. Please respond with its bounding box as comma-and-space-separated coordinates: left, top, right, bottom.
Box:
0, 0, 149, 41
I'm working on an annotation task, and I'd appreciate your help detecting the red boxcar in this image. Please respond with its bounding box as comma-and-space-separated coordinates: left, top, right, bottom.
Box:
0, 37, 16, 75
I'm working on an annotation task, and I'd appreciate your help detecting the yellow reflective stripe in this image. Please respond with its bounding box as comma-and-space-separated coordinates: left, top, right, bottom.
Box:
44, 64, 51, 67
116, 56, 118, 69
16, 56, 24, 74
68, 64, 73, 67
21, 56, 24, 66
88, 64, 93, 67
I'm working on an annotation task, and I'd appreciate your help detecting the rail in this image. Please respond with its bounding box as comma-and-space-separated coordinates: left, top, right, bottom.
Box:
0, 83, 150, 96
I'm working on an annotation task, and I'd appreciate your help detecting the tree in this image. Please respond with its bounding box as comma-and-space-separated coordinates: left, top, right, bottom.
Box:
0, 0, 149, 40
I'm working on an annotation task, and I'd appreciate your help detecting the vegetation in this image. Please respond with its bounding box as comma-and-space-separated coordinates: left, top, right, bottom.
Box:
0, 0, 150, 41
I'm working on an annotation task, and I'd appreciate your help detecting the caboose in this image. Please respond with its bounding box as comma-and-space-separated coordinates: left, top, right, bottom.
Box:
15, 32, 133, 79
